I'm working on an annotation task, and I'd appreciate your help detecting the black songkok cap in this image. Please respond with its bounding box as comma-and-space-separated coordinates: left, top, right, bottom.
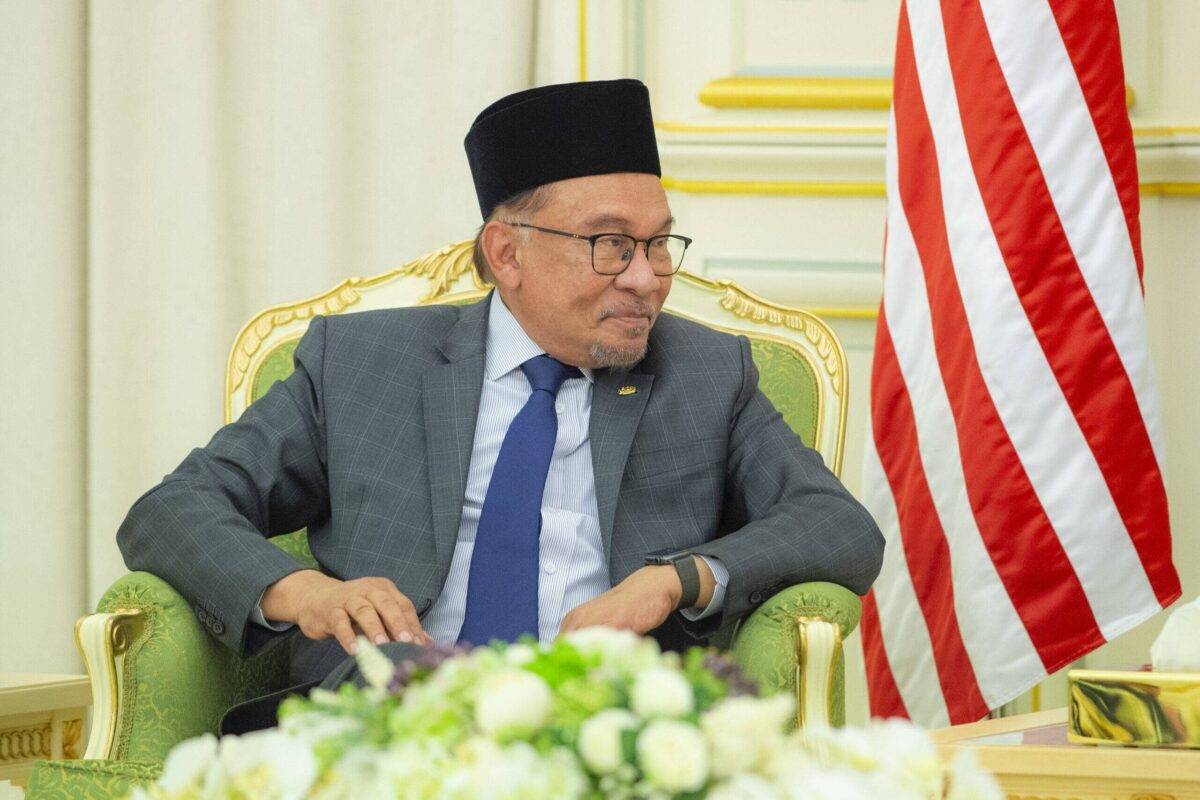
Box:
464, 79, 662, 220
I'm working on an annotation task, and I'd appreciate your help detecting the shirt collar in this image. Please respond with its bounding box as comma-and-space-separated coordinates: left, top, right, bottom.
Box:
485, 293, 594, 383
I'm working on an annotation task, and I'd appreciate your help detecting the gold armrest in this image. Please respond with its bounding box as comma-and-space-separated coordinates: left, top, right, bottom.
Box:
74, 610, 145, 760
795, 617, 843, 728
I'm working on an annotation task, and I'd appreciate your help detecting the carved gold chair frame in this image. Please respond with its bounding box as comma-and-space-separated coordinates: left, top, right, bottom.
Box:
77, 241, 851, 760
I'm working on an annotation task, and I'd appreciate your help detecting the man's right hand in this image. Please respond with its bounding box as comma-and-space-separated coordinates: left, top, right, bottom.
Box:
260, 570, 430, 654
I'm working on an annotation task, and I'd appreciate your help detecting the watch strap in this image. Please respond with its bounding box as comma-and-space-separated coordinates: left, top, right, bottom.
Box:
672, 555, 701, 611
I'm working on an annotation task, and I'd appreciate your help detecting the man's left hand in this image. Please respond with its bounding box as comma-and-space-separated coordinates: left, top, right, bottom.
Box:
558, 557, 715, 636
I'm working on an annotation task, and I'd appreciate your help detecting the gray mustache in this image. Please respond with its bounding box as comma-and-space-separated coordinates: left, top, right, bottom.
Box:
598, 303, 655, 321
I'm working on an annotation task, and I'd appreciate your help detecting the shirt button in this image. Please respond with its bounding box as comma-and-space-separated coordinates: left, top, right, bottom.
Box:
543, 561, 557, 575
555, 403, 565, 414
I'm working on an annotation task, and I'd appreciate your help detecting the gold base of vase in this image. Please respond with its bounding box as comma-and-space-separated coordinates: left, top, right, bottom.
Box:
1068, 668, 1200, 748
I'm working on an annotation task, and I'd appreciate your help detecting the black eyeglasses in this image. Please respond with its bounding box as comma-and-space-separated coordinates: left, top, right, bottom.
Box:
501, 221, 692, 276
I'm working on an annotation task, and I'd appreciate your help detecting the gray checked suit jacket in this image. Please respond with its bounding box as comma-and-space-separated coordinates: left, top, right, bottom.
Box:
117, 293, 883, 684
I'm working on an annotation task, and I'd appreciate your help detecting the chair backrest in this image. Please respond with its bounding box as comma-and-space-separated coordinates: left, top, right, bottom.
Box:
225, 240, 849, 475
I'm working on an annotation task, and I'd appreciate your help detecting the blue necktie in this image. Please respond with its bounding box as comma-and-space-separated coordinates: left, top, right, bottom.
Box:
457, 354, 581, 645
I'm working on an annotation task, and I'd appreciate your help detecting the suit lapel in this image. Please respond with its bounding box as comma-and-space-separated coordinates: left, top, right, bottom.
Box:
590, 369, 654, 568
423, 296, 490, 566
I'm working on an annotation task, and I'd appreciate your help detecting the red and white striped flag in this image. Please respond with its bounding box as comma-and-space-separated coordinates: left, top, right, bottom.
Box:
860, 0, 1180, 726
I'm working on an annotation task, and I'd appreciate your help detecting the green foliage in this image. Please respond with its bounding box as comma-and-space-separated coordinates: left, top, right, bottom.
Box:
521, 639, 598, 688
682, 649, 730, 711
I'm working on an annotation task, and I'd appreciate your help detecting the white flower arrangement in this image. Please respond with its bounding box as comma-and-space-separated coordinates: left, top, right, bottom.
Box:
132, 628, 1002, 800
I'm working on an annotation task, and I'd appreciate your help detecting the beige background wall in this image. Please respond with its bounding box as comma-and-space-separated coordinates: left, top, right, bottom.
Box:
2, 0, 1196, 727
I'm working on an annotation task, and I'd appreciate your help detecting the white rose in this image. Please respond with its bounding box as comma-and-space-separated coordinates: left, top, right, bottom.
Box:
562, 626, 642, 654
630, 665, 694, 718
279, 709, 359, 746
447, 739, 588, 800
157, 733, 218, 793
475, 669, 552, 737
504, 643, 537, 666
800, 725, 877, 771
708, 774, 782, 800
1151, 597, 1200, 671
377, 740, 454, 798
774, 768, 884, 800
702, 694, 793, 778
562, 626, 663, 673
217, 729, 317, 800
865, 719, 942, 796
317, 745, 404, 800
637, 719, 709, 793
578, 709, 639, 774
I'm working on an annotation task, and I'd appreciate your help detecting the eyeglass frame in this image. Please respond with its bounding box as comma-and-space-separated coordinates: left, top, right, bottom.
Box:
499, 220, 693, 276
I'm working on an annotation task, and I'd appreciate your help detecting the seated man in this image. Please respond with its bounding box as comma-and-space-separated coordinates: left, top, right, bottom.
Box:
116, 79, 884, 728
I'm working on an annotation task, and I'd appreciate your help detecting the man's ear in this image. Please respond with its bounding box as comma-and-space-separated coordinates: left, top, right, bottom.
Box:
481, 220, 521, 290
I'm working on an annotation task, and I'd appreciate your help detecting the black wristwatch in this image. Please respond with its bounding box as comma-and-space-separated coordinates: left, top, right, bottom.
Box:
645, 548, 701, 611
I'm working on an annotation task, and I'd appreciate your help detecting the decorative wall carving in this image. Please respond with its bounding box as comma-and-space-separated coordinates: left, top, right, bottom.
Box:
0, 723, 51, 762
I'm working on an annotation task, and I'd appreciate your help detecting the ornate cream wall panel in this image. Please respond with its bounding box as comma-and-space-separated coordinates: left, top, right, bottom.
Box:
736, 0, 897, 77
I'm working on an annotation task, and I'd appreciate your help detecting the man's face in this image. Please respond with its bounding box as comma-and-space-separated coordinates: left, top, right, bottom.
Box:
502, 172, 675, 370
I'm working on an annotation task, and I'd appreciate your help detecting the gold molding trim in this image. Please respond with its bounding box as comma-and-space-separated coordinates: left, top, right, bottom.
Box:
711, 281, 847, 399
698, 75, 1136, 111
578, 0, 588, 82
661, 176, 886, 197
657, 120, 889, 136
1141, 182, 1200, 196
700, 76, 892, 110
391, 240, 487, 302
1135, 125, 1200, 137
805, 306, 879, 320
0, 723, 52, 762
659, 120, 1200, 138
225, 283, 364, 404
61, 718, 82, 760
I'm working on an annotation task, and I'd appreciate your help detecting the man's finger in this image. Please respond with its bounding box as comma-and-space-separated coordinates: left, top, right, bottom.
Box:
373, 594, 421, 644
398, 602, 429, 645
346, 600, 389, 646
386, 586, 432, 645
330, 609, 357, 655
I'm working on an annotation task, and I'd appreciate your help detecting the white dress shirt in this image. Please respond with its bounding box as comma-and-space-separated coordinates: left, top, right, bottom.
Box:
255, 296, 727, 640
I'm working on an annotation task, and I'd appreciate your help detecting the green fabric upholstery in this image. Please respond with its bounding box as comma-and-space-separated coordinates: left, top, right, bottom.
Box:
252, 338, 300, 404
25, 759, 161, 800
94, 572, 294, 763
270, 529, 318, 570
728, 582, 861, 727
748, 339, 819, 449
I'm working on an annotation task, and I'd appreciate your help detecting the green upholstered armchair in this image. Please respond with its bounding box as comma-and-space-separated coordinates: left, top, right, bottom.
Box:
27, 242, 861, 800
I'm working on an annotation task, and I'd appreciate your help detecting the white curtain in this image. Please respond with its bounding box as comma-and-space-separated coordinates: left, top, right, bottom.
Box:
0, 0, 545, 673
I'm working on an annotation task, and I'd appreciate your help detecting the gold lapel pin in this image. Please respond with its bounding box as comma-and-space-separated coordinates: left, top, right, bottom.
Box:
618, 385, 637, 396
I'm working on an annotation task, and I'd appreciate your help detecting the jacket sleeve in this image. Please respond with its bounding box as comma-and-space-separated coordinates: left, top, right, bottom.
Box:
116, 316, 333, 655
690, 335, 885, 628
